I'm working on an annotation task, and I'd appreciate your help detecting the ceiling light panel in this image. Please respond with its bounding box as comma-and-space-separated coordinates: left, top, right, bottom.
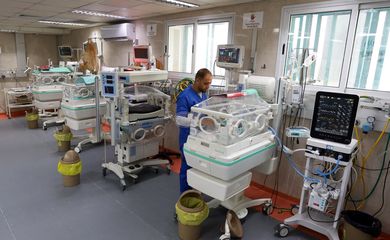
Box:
79, 3, 120, 12
99, 0, 143, 9
155, 0, 199, 8
72, 10, 127, 19
38, 20, 88, 26
0, 29, 16, 32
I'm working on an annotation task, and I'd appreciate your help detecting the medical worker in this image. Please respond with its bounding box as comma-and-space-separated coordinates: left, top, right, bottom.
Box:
176, 68, 212, 193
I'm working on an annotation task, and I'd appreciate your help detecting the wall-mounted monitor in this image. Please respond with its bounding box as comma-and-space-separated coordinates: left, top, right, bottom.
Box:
58, 46, 72, 58
134, 45, 151, 64
216, 44, 245, 69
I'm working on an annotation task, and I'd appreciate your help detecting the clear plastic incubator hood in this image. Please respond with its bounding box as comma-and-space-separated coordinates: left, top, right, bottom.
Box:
189, 93, 272, 146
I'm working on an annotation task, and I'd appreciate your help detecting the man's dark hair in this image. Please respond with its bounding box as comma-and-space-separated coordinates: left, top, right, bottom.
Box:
195, 68, 212, 81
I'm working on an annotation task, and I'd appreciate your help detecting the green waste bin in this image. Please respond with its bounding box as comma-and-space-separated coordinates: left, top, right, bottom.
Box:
342, 210, 382, 240
175, 190, 209, 240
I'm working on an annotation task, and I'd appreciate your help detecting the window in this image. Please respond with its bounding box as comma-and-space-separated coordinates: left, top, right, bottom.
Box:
285, 11, 351, 87
277, 1, 390, 97
195, 21, 229, 76
348, 7, 390, 91
166, 16, 233, 78
168, 24, 193, 73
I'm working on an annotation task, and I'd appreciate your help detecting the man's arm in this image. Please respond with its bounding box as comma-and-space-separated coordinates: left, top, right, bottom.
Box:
175, 94, 191, 127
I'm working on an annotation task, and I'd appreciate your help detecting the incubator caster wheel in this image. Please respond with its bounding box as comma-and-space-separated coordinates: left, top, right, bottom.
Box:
275, 223, 289, 238
291, 205, 299, 215
43, 125, 47, 131
74, 147, 81, 153
262, 203, 274, 216
132, 178, 138, 184
102, 168, 107, 177
154, 169, 159, 174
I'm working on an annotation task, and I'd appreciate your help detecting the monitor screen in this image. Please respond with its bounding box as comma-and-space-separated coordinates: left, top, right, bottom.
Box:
58, 46, 72, 57
104, 86, 114, 95
218, 47, 240, 64
134, 47, 149, 59
310, 91, 359, 144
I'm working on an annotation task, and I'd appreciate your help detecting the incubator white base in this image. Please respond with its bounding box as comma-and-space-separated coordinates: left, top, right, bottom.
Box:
118, 138, 160, 164
32, 86, 63, 101
188, 169, 272, 219
34, 100, 61, 110
187, 169, 252, 201
184, 137, 275, 181
61, 101, 107, 120
65, 117, 97, 130
102, 158, 171, 190
186, 131, 274, 157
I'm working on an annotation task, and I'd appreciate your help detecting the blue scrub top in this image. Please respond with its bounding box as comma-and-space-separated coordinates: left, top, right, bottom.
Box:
176, 85, 207, 148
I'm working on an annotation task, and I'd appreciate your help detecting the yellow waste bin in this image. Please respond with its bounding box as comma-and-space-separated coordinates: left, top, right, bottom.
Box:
25, 110, 39, 129
175, 190, 209, 240
58, 150, 82, 187
54, 125, 72, 152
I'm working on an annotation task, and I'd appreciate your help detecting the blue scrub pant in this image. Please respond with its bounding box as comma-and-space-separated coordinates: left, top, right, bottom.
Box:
179, 146, 192, 193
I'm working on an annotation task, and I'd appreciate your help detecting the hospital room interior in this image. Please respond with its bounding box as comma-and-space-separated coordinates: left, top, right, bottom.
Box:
0, 0, 390, 239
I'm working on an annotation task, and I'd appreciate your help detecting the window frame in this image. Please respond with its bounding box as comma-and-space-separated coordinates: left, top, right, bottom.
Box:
165, 13, 235, 81
275, 0, 390, 99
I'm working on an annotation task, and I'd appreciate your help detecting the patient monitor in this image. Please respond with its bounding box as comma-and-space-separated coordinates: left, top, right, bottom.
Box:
133, 45, 152, 66
216, 45, 245, 69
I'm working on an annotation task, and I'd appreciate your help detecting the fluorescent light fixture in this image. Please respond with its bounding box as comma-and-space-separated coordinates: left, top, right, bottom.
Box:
38, 20, 87, 26
157, 0, 199, 8
72, 10, 126, 19
0, 29, 16, 32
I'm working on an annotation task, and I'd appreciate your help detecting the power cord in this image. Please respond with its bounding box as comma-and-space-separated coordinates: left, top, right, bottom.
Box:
373, 132, 390, 216
307, 207, 341, 223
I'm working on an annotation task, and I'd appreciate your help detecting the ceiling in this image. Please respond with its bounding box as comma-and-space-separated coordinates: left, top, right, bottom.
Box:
0, 0, 255, 34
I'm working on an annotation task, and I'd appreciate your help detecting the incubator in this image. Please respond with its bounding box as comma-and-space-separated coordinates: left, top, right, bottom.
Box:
185, 94, 275, 181
31, 67, 73, 129
101, 71, 172, 190
61, 75, 106, 152
115, 85, 171, 168
32, 67, 72, 102
61, 75, 106, 124
184, 93, 277, 217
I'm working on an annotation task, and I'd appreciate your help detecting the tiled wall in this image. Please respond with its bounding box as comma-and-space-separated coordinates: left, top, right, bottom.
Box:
0, 33, 58, 112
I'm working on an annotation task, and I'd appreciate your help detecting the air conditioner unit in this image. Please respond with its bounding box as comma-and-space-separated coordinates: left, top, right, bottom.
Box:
100, 23, 135, 41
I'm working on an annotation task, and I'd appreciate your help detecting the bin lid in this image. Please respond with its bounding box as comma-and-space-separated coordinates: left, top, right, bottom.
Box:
62, 125, 71, 134
226, 210, 243, 238
62, 150, 80, 164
